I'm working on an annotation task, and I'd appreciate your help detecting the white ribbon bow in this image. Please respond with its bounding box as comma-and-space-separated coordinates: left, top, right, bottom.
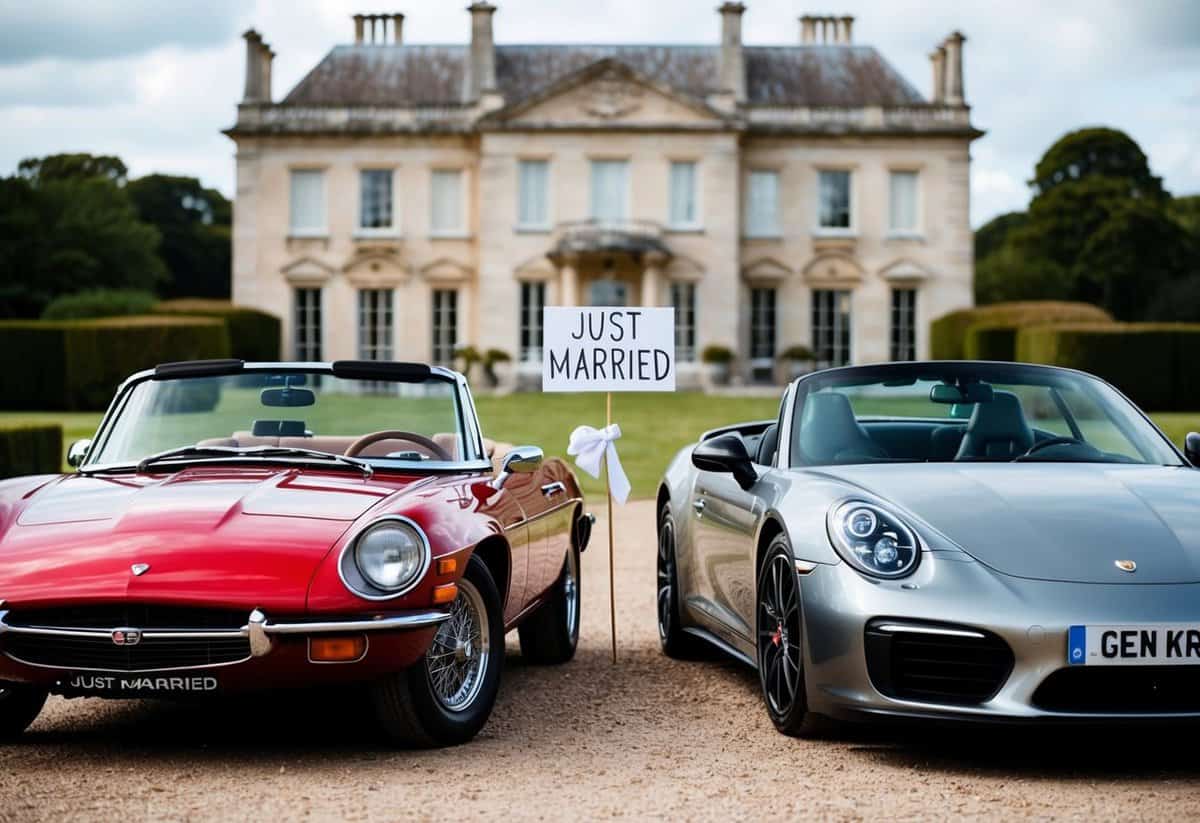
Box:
567, 423, 631, 505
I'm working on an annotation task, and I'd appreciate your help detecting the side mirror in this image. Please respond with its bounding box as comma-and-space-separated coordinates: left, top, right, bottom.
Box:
692, 433, 758, 490
67, 438, 92, 469
1185, 432, 1200, 467
493, 445, 544, 488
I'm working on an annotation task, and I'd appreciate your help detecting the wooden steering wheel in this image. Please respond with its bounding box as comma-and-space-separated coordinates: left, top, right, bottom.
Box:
343, 430, 453, 461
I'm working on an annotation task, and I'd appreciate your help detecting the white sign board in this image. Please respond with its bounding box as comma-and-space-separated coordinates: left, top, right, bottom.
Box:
542, 306, 676, 392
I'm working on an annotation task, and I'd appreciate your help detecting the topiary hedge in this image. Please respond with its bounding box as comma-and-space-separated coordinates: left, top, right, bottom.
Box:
42, 289, 159, 321
154, 299, 280, 362
0, 316, 230, 411
963, 324, 1020, 361
0, 425, 62, 479
931, 301, 1113, 360
1016, 322, 1200, 411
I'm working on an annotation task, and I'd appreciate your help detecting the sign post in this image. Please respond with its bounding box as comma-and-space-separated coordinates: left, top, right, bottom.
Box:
543, 306, 676, 663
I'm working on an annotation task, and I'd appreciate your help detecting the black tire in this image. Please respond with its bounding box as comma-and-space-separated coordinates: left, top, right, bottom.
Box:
370, 554, 505, 747
517, 542, 581, 664
0, 682, 47, 739
756, 536, 832, 738
657, 504, 708, 659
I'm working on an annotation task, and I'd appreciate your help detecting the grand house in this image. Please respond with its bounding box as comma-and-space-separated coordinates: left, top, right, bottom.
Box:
225, 4, 981, 386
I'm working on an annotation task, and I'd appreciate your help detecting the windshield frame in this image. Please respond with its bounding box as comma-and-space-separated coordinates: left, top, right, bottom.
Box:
80, 361, 493, 475
780, 361, 1187, 469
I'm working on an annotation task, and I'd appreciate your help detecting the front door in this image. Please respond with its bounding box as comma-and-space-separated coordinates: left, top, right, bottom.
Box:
690, 471, 761, 648
589, 278, 627, 307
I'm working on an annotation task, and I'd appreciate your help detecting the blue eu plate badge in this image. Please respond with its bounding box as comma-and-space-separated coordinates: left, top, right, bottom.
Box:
1068, 625, 1087, 665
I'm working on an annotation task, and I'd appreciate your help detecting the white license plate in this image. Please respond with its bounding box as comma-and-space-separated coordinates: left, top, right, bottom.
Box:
1068, 625, 1200, 666
66, 674, 220, 693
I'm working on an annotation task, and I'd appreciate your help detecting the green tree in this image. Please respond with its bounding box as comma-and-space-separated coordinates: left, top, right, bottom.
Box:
974, 211, 1027, 262
126, 174, 232, 298
18, 153, 128, 186
1169, 194, 1200, 237
975, 244, 1071, 305
1031, 127, 1164, 200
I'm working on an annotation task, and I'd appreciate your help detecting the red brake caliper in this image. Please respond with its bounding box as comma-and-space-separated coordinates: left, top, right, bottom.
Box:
771, 622, 783, 647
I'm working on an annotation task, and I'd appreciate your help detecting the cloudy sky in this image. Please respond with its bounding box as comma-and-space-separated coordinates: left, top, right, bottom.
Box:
1, 0, 1197, 226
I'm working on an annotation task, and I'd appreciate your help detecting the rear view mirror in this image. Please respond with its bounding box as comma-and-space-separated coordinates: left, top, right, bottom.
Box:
260, 387, 316, 407
930, 382, 995, 405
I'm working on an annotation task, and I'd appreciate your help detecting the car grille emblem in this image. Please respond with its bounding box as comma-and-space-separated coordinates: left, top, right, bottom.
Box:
1114, 559, 1137, 573
112, 629, 142, 646
131, 563, 150, 576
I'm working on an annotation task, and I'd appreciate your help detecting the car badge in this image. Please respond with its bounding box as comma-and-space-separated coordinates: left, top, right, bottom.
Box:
131, 563, 150, 576
112, 629, 142, 646
1114, 560, 1137, 573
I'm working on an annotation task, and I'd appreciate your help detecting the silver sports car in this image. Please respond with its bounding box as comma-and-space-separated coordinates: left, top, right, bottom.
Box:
656, 361, 1200, 735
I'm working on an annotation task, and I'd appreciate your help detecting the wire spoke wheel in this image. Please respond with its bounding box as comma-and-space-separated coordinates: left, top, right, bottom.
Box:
426, 578, 490, 712
758, 552, 802, 717
657, 518, 675, 641
564, 546, 579, 637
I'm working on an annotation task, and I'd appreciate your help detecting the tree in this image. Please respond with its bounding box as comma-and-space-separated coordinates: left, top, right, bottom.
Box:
126, 175, 232, 298
974, 211, 1027, 262
1031, 127, 1164, 201
18, 153, 128, 186
1169, 194, 1200, 237
975, 243, 1071, 305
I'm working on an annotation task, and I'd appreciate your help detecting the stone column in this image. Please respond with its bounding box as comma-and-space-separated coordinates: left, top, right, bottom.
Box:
559, 255, 579, 307
641, 251, 668, 307
944, 32, 966, 105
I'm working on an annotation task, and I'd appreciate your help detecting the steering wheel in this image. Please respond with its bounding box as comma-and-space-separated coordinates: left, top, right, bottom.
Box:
344, 430, 453, 461
1019, 436, 1084, 458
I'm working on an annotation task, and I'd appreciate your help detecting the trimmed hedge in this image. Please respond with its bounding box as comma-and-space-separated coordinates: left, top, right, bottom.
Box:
0, 316, 231, 411
931, 302, 1112, 360
42, 289, 158, 321
154, 299, 281, 362
0, 425, 62, 479
1017, 322, 1200, 411
963, 324, 1019, 361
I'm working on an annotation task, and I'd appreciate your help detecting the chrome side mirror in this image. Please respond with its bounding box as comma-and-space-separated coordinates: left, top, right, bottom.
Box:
493, 445, 543, 489
67, 438, 92, 469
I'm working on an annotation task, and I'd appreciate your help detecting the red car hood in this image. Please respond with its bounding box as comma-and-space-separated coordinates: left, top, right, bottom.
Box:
0, 467, 426, 610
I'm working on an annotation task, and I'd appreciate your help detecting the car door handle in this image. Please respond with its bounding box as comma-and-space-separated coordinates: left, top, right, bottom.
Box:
541, 481, 566, 498
692, 499, 706, 514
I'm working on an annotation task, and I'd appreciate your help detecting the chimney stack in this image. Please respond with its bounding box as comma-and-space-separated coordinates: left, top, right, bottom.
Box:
717, 2, 746, 104
943, 31, 966, 105
800, 14, 852, 45
465, 2, 497, 101
353, 13, 405, 45
800, 15, 815, 43
929, 46, 946, 103
839, 15, 854, 43
241, 29, 273, 103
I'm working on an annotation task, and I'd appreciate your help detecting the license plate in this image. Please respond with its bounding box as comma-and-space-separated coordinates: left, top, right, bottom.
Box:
1068, 625, 1200, 666
65, 674, 220, 693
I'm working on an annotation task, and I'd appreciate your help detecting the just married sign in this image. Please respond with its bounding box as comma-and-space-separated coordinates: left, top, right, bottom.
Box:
541, 307, 676, 393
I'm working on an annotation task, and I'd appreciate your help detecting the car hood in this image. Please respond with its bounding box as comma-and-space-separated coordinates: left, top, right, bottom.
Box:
810, 463, 1200, 584
0, 467, 423, 609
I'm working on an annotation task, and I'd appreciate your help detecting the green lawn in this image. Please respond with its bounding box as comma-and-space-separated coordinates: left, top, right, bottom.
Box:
2, 396, 1198, 500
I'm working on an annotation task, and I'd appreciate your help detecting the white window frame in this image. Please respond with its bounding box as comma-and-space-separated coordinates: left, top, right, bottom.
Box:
431, 289, 459, 366
519, 281, 546, 363
430, 168, 468, 238
293, 287, 323, 362
357, 289, 394, 362
356, 167, 399, 238
667, 160, 702, 231
289, 168, 327, 238
516, 159, 552, 232
589, 159, 631, 224
744, 169, 781, 239
670, 282, 697, 362
887, 169, 922, 238
814, 168, 855, 236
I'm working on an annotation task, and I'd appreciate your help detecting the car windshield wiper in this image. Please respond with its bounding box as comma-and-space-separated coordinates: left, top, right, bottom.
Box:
126, 444, 373, 478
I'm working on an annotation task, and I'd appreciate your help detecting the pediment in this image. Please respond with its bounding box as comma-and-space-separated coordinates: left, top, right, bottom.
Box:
666, 254, 706, 282
342, 247, 410, 287
419, 257, 474, 284
514, 255, 557, 282
801, 252, 864, 285
485, 59, 729, 129
741, 256, 792, 283
879, 257, 934, 282
281, 256, 335, 286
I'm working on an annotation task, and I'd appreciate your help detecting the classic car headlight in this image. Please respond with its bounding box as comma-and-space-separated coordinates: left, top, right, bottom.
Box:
353, 519, 429, 593
827, 501, 921, 579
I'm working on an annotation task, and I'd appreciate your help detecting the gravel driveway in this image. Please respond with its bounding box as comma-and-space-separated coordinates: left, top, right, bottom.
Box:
3, 499, 1199, 821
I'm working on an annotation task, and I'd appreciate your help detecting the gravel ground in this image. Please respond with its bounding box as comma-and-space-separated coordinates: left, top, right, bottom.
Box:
3, 499, 1200, 822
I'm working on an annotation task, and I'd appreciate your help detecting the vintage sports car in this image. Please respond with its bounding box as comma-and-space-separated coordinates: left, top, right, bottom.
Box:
656, 361, 1200, 734
0, 360, 590, 746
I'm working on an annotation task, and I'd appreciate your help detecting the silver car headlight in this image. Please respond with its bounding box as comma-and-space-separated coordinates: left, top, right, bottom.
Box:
827, 500, 921, 579
353, 519, 428, 593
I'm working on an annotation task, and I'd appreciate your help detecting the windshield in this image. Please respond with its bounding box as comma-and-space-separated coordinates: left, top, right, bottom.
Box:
789, 363, 1181, 467
88, 369, 476, 469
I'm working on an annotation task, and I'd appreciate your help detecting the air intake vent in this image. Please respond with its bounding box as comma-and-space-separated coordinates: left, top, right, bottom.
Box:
865, 620, 1013, 705
1033, 666, 1200, 714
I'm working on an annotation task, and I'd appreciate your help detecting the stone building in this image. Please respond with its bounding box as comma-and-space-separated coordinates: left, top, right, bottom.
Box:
225, 4, 981, 386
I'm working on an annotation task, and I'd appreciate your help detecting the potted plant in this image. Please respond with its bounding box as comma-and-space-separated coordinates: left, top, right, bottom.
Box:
779, 344, 815, 381
701, 344, 735, 386
482, 348, 511, 388
455, 346, 481, 381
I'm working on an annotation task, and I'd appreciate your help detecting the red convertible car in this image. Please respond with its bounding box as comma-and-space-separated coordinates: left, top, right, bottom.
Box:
0, 360, 590, 746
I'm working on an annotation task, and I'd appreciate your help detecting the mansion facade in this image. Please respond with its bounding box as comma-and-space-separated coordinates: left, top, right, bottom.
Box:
226, 4, 981, 386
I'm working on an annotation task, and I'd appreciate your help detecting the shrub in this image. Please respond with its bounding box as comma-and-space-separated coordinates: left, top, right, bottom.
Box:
154, 299, 280, 361
1016, 322, 1200, 411
701, 345, 734, 365
779, 344, 814, 361
931, 301, 1112, 360
0, 425, 62, 479
41, 288, 158, 320
963, 324, 1020, 361
0, 316, 231, 411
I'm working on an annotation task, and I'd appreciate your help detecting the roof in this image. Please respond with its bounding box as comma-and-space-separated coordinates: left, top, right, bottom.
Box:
281, 43, 925, 108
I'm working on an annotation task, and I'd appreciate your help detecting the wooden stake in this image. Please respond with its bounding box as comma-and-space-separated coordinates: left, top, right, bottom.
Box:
605, 390, 617, 664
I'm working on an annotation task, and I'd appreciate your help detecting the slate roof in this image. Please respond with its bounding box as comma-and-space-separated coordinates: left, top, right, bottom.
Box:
281, 43, 925, 108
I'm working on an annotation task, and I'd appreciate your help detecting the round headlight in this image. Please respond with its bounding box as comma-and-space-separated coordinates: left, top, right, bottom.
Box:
828, 501, 920, 579
354, 520, 428, 592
